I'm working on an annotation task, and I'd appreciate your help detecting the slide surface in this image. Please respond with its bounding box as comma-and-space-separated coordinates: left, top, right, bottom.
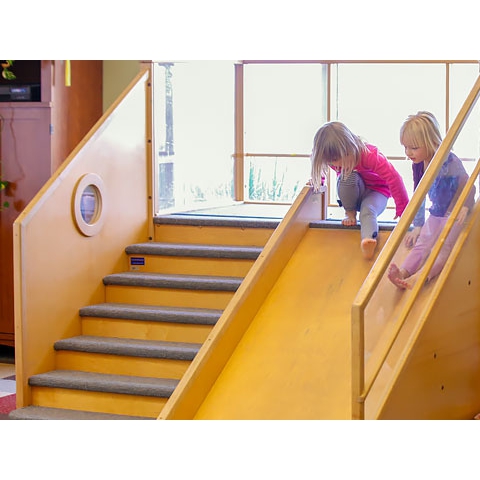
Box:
193, 227, 390, 419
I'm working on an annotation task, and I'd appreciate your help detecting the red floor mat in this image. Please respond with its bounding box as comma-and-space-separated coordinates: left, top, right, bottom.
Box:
0, 394, 16, 415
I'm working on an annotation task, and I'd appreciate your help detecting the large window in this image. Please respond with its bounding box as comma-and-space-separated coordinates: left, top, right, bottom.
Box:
153, 60, 479, 217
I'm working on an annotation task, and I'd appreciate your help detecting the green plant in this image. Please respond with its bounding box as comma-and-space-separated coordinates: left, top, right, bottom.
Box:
1, 60, 15, 80
0, 177, 8, 210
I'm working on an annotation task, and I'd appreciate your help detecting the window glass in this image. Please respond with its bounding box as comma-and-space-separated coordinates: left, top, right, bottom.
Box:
244, 63, 327, 153
245, 156, 310, 203
332, 63, 446, 157
153, 60, 479, 212
153, 61, 235, 213
244, 63, 327, 201
449, 64, 480, 172
80, 184, 99, 224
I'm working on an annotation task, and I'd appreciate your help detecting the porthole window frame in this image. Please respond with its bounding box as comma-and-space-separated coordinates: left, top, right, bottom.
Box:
73, 173, 107, 237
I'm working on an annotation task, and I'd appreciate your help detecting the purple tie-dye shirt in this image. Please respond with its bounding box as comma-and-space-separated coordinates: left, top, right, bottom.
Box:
412, 152, 475, 227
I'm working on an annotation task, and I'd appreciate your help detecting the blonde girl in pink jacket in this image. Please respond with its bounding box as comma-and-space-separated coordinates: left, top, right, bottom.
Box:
311, 121, 409, 259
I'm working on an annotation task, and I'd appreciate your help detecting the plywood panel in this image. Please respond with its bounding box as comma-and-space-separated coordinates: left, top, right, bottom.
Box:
194, 228, 388, 419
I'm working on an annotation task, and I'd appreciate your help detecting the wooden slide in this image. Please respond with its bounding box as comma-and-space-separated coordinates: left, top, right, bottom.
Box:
160, 186, 480, 420
189, 225, 442, 419
191, 226, 376, 419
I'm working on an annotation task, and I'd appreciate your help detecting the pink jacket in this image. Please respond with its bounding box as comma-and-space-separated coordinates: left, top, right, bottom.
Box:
331, 144, 409, 217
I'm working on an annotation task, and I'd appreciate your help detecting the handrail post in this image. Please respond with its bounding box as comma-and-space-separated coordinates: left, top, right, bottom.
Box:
351, 304, 365, 419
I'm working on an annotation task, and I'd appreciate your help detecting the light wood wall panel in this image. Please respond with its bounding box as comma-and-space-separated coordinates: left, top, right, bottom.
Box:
13, 70, 151, 407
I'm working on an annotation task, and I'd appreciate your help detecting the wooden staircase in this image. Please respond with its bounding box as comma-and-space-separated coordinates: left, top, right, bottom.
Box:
9, 214, 279, 420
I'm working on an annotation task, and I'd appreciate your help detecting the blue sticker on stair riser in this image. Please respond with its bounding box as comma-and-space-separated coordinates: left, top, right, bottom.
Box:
130, 257, 145, 271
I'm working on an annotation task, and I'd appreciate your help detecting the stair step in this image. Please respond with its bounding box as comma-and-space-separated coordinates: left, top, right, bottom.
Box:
126, 242, 263, 259
9, 406, 153, 420
103, 272, 243, 291
153, 215, 278, 246
54, 335, 201, 361
79, 303, 222, 325
154, 214, 280, 229
309, 219, 397, 230
28, 370, 179, 397
79, 303, 218, 344
125, 244, 257, 277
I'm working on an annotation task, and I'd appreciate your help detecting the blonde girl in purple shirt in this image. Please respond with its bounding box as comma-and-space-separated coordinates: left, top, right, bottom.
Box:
311, 122, 409, 259
388, 111, 475, 289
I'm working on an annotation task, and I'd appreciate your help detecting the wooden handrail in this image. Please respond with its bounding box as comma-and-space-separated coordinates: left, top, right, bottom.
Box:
363, 157, 480, 401
351, 74, 480, 419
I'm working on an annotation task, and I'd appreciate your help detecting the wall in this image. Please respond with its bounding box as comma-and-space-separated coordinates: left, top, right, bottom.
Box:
102, 61, 142, 112
0, 61, 103, 347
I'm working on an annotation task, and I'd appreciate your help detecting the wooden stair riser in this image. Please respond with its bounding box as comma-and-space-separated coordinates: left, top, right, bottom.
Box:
81, 317, 214, 343
15, 217, 273, 419
154, 224, 274, 246
127, 254, 256, 277
30, 386, 165, 418
55, 351, 192, 380
105, 285, 235, 310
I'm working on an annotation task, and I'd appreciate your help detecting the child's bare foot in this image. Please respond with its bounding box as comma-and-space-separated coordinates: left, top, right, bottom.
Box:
388, 263, 410, 289
402, 272, 419, 290
342, 210, 357, 226
361, 238, 377, 260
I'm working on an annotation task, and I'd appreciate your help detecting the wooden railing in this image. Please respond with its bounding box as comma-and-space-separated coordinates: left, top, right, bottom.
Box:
351, 75, 480, 419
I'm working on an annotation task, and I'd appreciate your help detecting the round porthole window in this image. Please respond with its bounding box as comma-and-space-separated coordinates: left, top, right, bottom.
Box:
73, 173, 107, 236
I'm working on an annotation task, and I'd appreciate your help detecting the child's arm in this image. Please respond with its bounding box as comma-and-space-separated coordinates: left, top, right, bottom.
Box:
362, 146, 409, 217
455, 205, 469, 225
405, 198, 426, 247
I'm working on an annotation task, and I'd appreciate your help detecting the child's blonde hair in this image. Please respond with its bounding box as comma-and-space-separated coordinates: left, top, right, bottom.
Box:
310, 121, 366, 191
400, 111, 442, 160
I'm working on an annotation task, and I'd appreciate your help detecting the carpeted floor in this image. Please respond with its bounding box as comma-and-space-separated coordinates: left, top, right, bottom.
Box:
0, 346, 16, 419
0, 392, 16, 417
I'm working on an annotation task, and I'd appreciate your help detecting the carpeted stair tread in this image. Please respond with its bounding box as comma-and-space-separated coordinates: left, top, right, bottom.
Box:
28, 370, 179, 397
154, 214, 280, 229
9, 405, 153, 420
103, 271, 243, 291
309, 219, 397, 230
54, 335, 201, 360
126, 242, 263, 259
79, 303, 222, 325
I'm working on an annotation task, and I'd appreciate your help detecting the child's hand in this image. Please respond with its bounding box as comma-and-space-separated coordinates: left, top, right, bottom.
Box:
404, 226, 422, 248
455, 206, 468, 225
308, 178, 327, 193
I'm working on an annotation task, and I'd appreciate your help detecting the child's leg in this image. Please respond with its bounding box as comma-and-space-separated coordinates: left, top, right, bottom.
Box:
358, 190, 388, 239
389, 216, 443, 289
337, 172, 365, 226
359, 190, 388, 259
400, 216, 441, 279
426, 217, 464, 281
